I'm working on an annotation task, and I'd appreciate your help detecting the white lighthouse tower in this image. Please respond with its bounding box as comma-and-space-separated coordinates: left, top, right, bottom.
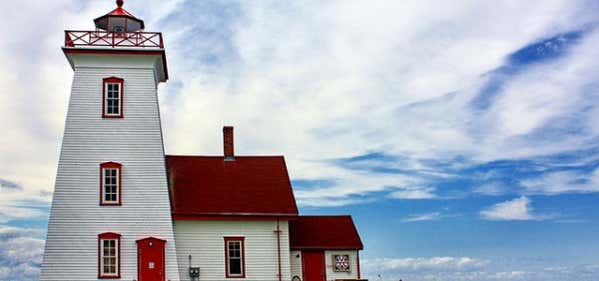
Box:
41, 1, 179, 280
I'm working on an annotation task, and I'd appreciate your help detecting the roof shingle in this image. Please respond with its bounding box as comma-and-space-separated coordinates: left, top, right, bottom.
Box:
289, 216, 364, 250
166, 155, 299, 218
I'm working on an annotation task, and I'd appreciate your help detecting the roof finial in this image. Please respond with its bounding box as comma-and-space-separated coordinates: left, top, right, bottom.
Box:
116, 0, 124, 8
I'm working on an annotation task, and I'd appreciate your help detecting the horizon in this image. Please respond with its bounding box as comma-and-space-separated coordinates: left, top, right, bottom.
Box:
2, 1, 599, 281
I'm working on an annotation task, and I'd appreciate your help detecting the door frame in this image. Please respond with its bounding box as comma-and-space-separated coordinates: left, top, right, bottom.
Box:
301, 250, 326, 281
136, 237, 166, 281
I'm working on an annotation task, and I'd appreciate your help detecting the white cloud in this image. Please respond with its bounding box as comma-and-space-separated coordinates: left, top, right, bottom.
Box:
0, 1, 598, 280
157, 0, 599, 205
0, 226, 45, 281
520, 167, 599, 195
364, 257, 490, 272
401, 212, 442, 222
0, 205, 47, 224
390, 187, 438, 200
473, 182, 508, 196
480, 196, 543, 221
1, 0, 598, 212
362, 257, 599, 281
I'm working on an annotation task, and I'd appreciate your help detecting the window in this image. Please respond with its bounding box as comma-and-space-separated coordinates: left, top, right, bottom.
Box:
100, 162, 122, 205
224, 237, 245, 278
103, 77, 124, 118
333, 254, 351, 272
98, 232, 121, 278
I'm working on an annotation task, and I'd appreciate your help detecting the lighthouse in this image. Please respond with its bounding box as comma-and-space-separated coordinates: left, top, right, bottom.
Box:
40, 1, 179, 280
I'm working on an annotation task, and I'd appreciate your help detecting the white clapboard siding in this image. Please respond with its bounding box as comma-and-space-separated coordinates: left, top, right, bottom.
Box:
40, 54, 179, 281
324, 250, 359, 281
174, 220, 292, 281
290, 250, 303, 280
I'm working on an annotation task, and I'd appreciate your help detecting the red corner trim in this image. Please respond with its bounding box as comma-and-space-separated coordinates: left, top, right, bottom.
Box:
224, 237, 246, 278
357, 251, 361, 279
102, 77, 124, 118
100, 162, 122, 206
98, 232, 121, 279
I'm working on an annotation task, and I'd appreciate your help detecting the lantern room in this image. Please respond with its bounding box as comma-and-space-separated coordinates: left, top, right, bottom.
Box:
93, 0, 145, 32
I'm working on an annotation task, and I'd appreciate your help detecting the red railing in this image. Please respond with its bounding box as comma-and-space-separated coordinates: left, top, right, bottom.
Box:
64, 30, 164, 49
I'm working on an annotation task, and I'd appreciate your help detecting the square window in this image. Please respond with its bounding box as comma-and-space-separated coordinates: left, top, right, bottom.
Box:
333, 255, 351, 272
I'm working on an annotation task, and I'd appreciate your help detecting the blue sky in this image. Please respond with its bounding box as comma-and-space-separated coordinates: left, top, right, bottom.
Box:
2, 1, 599, 280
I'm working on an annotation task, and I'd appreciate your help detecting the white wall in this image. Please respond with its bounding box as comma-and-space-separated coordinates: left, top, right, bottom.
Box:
324, 250, 359, 281
174, 220, 291, 281
40, 55, 179, 281
290, 250, 303, 280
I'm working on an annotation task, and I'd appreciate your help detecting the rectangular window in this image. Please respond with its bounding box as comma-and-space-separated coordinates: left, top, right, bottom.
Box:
103, 168, 119, 203
100, 162, 122, 205
225, 237, 245, 278
106, 83, 120, 115
102, 239, 118, 274
99, 233, 121, 278
103, 77, 124, 118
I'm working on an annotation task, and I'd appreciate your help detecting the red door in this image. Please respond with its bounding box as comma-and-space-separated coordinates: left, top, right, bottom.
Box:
302, 251, 326, 281
137, 237, 166, 281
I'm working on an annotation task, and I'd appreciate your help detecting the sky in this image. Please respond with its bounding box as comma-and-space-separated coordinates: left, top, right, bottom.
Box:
1, 0, 599, 280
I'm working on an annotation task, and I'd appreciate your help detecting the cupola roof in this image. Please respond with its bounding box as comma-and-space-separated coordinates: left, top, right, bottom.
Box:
93, 0, 145, 31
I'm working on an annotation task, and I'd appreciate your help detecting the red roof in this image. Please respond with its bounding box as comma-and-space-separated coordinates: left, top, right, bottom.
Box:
103, 6, 138, 17
166, 156, 299, 218
94, 0, 145, 30
289, 216, 364, 250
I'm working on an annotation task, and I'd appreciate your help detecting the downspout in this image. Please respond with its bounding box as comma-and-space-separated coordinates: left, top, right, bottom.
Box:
276, 219, 282, 281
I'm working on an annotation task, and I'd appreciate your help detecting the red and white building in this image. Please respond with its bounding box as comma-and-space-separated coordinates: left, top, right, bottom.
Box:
41, 2, 365, 281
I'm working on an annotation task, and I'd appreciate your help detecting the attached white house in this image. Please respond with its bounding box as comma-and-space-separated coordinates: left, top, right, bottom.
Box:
40, 1, 365, 281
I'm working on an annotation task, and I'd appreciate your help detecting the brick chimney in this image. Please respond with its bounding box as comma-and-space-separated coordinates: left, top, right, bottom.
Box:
223, 126, 234, 160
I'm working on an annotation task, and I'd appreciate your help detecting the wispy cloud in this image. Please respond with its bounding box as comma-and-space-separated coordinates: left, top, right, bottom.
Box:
2, 0, 598, 211
520, 167, 599, 195
155, 0, 599, 208
365, 257, 490, 271
473, 182, 508, 196
401, 212, 442, 222
0, 205, 48, 224
0, 178, 22, 190
389, 187, 438, 200
1, 1, 599, 280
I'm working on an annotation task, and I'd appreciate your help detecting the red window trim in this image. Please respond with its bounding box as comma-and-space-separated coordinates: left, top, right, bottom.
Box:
224, 237, 246, 278
98, 232, 121, 279
102, 77, 124, 118
100, 162, 122, 206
